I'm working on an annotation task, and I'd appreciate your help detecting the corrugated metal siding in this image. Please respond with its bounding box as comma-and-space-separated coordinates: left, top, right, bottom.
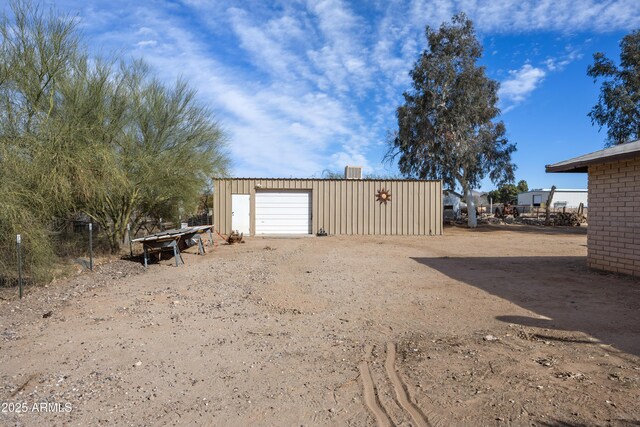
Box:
213, 178, 442, 236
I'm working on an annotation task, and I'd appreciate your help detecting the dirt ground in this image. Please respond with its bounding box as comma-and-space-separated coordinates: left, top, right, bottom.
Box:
1, 225, 639, 426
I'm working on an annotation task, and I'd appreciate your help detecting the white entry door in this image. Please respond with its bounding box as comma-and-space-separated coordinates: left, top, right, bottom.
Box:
255, 191, 311, 235
231, 194, 250, 234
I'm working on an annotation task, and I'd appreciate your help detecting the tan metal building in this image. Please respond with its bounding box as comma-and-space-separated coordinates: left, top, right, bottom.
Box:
213, 178, 442, 236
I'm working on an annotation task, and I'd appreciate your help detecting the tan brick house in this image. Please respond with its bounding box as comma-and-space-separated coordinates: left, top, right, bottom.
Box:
546, 140, 640, 277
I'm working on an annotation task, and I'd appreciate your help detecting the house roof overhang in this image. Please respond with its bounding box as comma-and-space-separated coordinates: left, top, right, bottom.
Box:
545, 139, 640, 173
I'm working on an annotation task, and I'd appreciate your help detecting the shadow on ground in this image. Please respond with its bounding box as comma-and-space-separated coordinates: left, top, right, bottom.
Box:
445, 223, 588, 236
412, 255, 640, 357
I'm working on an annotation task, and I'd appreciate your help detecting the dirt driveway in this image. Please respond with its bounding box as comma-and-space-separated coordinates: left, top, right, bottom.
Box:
1, 225, 639, 426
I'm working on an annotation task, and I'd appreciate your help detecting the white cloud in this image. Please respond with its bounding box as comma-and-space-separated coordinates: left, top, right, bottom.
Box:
407, 0, 640, 33
128, 5, 376, 178
46, 0, 640, 178
304, 0, 374, 94
498, 46, 583, 110
136, 40, 157, 48
136, 27, 155, 36
499, 64, 546, 107
545, 48, 583, 71
226, 7, 314, 83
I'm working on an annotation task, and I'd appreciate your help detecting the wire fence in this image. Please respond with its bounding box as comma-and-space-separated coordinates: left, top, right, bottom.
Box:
1, 213, 215, 294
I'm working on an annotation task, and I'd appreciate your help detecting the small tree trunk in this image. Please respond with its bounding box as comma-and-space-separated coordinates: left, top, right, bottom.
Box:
464, 187, 478, 228
123, 226, 129, 245
116, 222, 130, 254
108, 220, 128, 254
545, 185, 556, 225
108, 230, 120, 254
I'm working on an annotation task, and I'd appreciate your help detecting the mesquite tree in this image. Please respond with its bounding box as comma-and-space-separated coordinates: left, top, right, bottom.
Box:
387, 13, 516, 228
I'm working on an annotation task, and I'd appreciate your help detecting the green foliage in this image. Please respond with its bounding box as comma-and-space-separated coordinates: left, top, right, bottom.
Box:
0, 0, 229, 282
517, 179, 528, 193
0, 0, 80, 282
588, 30, 640, 146
82, 63, 228, 251
487, 184, 517, 204
0, 181, 55, 282
487, 180, 528, 204
387, 13, 516, 227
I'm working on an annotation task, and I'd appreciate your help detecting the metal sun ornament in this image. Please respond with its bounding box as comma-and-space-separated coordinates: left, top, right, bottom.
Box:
376, 189, 391, 204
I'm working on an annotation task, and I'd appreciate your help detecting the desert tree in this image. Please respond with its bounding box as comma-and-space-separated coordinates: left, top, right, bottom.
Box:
0, 1, 131, 276
588, 30, 640, 146
0, 0, 84, 281
488, 179, 528, 204
387, 13, 516, 228
517, 179, 528, 193
81, 61, 229, 252
0, 0, 84, 211
1, 0, 229, 282
488, 184, 517, 204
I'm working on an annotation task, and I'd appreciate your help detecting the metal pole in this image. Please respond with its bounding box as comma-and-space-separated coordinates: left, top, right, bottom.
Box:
16, 234, 23, 299
128, 223, 133, 257
88, 223, 93, 271
198, 237, 205, 255
173, 243, 179, 267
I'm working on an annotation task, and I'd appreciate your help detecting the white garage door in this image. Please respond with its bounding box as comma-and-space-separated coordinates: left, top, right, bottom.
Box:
255, 191, 311, 235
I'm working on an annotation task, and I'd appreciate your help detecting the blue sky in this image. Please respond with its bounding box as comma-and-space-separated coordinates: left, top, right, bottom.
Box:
34, 1, 640, 190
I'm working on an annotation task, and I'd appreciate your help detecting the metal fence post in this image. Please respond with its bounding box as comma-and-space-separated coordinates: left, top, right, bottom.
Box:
16, 234, 23, 299
128, 223, 133, 257
88, 223, 93, 271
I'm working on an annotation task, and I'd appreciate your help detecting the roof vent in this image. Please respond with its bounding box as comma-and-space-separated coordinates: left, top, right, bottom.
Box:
344, 166, 362, 180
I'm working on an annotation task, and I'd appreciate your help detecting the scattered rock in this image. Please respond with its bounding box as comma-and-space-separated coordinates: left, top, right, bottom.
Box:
536, 356, 555, 367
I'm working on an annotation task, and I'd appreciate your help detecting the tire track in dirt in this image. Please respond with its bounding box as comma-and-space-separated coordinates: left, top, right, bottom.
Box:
385, 342, 431, 427
359, 345, 393, 427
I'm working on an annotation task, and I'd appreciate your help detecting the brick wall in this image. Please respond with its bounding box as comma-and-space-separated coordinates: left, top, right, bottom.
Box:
588, 156, 640, 277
